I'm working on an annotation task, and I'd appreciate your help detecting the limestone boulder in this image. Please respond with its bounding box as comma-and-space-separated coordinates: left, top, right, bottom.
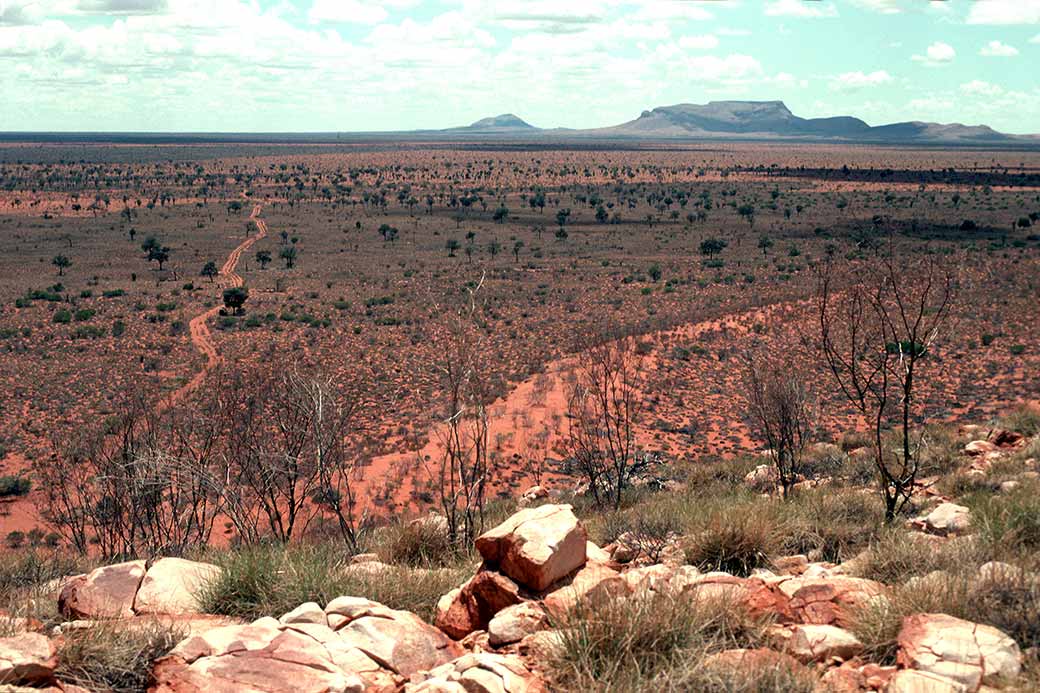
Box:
337, 608, 463, 677
475, 505, 587, 591
134, 558, 221, 616
772, 575, 886, 626
434, 570, 523, 640
964, 440, 997, 457
58, 560, 146, 619
897, 613, 1021, 691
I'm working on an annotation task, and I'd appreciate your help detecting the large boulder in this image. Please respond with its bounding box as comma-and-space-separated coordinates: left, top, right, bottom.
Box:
336, 605, 463, 677
475, 505, 587, 591
134, 558, 221, 616
59, 560, 146, 619
405, 652, 545, 692
0, 632, 57, 686
897, 613, 1021, 691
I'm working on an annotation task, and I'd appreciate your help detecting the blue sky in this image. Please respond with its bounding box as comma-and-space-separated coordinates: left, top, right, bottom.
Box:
1, 0, 1038, 133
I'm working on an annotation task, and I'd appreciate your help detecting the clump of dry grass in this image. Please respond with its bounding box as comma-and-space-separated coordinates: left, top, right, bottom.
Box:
200, 541, 468, 622
547, 592, 775, 692
851, 564, 1040, 665
56, 620, 184, 693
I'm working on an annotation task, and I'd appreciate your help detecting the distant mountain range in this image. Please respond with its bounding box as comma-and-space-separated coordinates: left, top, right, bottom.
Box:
4, 101, 1035, 147
442, 101, 1033, 144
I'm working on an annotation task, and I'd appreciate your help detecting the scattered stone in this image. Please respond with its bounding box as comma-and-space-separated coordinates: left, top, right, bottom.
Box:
785, 624, 864, 663
476, 505, 587, 591
134, 558, 221, 616
987, 429, 1023, 448
921, 503, 972, 537
488, 602, 548, 647
897, 613, 1021, 690
0, 632, 56, 686
405, 652, 545, 693
964, 440, 997, 457
155, 598, 462, 692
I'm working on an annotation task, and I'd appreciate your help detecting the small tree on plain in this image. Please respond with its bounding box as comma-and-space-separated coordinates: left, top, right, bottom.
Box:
200, 261, 218, 282
52, 255, 71, 276
222, 286, 248, 315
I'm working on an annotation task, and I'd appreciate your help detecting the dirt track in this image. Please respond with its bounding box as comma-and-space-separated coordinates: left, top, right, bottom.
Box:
170, 204, 267, 403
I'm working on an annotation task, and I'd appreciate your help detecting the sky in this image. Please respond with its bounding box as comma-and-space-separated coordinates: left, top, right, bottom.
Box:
1, 0, 1038, 133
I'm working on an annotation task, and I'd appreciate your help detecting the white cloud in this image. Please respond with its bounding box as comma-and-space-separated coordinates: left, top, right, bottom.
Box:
979, 40, 1018, 56
851, 0, 901, 14
967, 0, 1040, 25
830, 69, 893, 91
678, 34, 718, 50
308, 0, 389, 24
764, 0, 838, 18
1032, 33, 1040, 44
960, 80, 1003, 97
912, 41, 955, 66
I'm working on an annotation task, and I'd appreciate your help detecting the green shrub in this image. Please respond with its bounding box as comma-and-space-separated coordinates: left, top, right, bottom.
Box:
0, 476, 31, 497
52, 309, 72, 324
73, 308, 95, 322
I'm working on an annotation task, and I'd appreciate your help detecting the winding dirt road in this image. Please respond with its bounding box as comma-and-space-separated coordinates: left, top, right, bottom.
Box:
169, 203, 267, 404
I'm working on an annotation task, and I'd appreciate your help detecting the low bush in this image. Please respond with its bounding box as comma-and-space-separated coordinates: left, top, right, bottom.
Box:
0, 475, 31, 497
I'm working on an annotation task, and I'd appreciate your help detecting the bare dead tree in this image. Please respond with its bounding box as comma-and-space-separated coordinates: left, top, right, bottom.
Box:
743, 352, 814, 498
39, 387, 228, 558
421, 273, 496, 548
814, 252, 955, 520
284, 368, 368, 552
221, 368, 322, 543
563, 331, 645, 510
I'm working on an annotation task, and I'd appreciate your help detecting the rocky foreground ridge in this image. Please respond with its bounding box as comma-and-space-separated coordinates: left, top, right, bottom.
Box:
0, 424, 1037, 692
